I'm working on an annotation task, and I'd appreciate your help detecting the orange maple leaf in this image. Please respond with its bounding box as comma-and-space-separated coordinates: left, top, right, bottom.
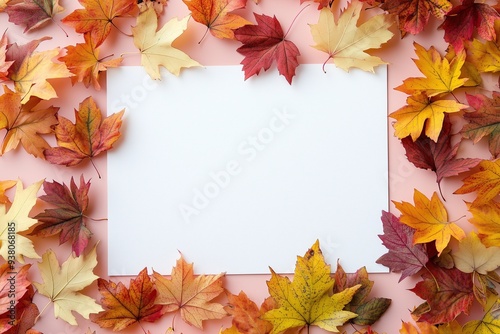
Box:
183, 0, 251, 39
44, 96, 124, 173
393, 189, 466, 255
455, 159, 500, 205
91, 268, 165, 331
395, 42, 468, 97
0, 180, 16, 204
59, 33, 123, 90
0, 86, 58, 158
468, 201, 500, 247
62, 0, 139, 47
225, 291, 275, 334
153, 255, 227, 329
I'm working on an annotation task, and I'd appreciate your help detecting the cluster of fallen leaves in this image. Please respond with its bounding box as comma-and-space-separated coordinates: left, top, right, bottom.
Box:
1, 0, 500, 332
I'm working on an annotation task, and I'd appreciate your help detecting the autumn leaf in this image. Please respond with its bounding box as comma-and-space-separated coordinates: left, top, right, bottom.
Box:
399, 321, 438, 334
393, 189, 466, 255
184, 0, 251, 39
0, 86, 58, 158
7, 46, 72, 103
91, 267, 164, 331
379, 0, 451, 36
389, 93, 468, 141
376, 211, 429, 282
59, 33, 123, 90
439, 0, 500, 52
410, 262, 474, 324
462, 92, 500, 158
468, 201, 500, 247
0, 32, 12, 81
0, 285, 40, 334
0, 179, 42, 263
33, 245, 102, 325
332, 262, 391, 325
467, 20, 500, 73
234, 13, 300, 84
31, 175, 94, 257
396, 42, 468, 97
0, 0, 8, 11
402, 114, 481, 195
0, 180, 16, 204
453, 231, 500, 275
62, 0, 138, 47
0, 263, 31, 313
153, 255, 227, 329
44, 96, 124, 173
262, 240, 360, 333
224, 291, 274, 334
132, 6, 201, 80
454, 159, 500, 205
309, 0, 393, 72
5, 0, 64, 33
137, 0, 168, 15
462, 296, 500, 334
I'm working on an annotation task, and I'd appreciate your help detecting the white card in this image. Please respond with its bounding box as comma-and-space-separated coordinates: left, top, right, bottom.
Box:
107, 65, 389, 275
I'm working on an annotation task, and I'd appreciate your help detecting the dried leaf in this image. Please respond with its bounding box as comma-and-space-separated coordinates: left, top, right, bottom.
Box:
454, 159, 500, 205
5, 0, 64, 33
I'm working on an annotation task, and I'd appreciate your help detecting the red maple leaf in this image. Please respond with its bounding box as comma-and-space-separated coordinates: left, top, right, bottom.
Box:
31, 175, 93, 257
401, 114, 481, 197
234, 13, 300, 84
376, 211, 429, 282
410, 262, 474, 324
439, 0, 500, 52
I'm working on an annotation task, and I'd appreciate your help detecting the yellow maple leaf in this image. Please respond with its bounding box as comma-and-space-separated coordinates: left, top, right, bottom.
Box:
396, 42, 468, 97
0, 179, 42, 263
389, 93, 468, 141
462, 296, 500, 333
467, 21, 500, 74
309, 0, 393, 72
9, 48, 72, 103
132, 7, 201, 80
262, 240, 359, 334
33, 244, 103, 325
0, 180, 16, 204
455, 159, 500, 205
393, 189, 466, 255
453, 232, 500, 275
468, 201, 500, 247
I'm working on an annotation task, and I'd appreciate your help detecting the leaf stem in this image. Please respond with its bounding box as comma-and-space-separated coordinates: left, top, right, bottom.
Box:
34, 300, 51, 324
322, 55, 332, 73
198, 27, 210, 44
284, 4, 311, 38
89, 158, 101, 179
83, 215, 108, 222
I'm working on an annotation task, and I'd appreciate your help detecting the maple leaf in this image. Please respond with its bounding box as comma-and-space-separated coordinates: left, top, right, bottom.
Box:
138, 0, 168, 15
61, 0, 138, 47
309, 0, 393, 72
234, 13, 300, 84
224, 291, 274, 334
466, 21, 500, 73
0, 0, 8, 11
439, 0, 500, 52
399, 321, 438, 334
0, 180, 16, 204
131, 6, 201, 80
0, 285, 40, 334
462, 296, 500, 334
44, 96, 124, 172
5, 0, 64, 33
376, 211, 429, 282
262, 240, 360, 333
332, 262, 391, 325
7, 46, 72, 103
389, 93, 468, 141
91, 267, 164, 331
0, 32, 13, 82
454, 159, 500, 205
33, 245, 102, 325
395, 42, 468, 97
402, 114, 481, 195
380, 0, 451, 36
4, 36, 50, 76
468, 201, 500, 247
410, 262, 474, 324
59, 33, 123, 90
0, 179, 42, 263
462, 92, 500, 158
453, 231, 500, 275
393, 189, 466, 255
184, 0, 251, 39
153, 255, 227, 329
0, 263, 31, 313
0, 86, 58, 158
31, 175, 94, 257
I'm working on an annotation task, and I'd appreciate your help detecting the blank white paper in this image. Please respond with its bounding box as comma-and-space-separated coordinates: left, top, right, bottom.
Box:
107, 64, 389, 275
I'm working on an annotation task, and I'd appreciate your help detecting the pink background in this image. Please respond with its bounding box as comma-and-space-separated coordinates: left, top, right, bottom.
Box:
0, 0, 492, 333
